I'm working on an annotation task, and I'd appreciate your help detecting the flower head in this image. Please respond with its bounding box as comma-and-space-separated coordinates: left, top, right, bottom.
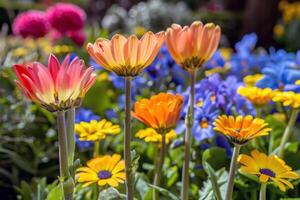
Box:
14, 54, 96, 112
75, 119, 120, 141
273, 91, 300, 109
132, 93, 183, 133
47, 3, 86, 33
135, 128, 176, 144
237, 86, 274, 107
13, 10, 50, 38
166, 21, 221, 71
238, 150, 299, 191
243, 74, 264, 86
87, 31, 165, 77
76, 154, 125, 187
213, 115, 271, 144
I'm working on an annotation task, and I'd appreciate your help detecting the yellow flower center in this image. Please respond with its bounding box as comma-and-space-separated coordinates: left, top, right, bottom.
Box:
197, 100, 203, 107
200, 119, 209, 129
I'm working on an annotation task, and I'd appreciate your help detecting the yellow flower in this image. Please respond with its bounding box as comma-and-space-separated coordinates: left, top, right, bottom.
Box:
237, 86, 274, 107
243, 74, 264, 86
272, 91, 300, 108
274, 24, 285, 37
75, 119, 120, 141
213, 115, 271, 144
76, 154, 125, 187
135, 128, 176, 144
238, 150, 299, 191
295, 80, 300, 85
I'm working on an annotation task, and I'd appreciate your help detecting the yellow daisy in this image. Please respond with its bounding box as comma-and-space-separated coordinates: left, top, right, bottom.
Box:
213, 115, 272, 144
272, 91, 300, 109
243, 74, 264, 87
238, 150, 299, 191
75, 119, 121, 141
135, 128, 176, 144
237, 86, 274, 107
76, 154, 125, 187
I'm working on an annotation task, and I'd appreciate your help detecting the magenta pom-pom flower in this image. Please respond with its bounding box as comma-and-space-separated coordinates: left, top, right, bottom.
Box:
14, 54, 96, 112
12, 10, 50, 38
47, 3, 86, 34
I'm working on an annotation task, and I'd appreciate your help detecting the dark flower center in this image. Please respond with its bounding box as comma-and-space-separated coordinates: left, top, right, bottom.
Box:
98, 170, 112, 179
260, 168, 276, 178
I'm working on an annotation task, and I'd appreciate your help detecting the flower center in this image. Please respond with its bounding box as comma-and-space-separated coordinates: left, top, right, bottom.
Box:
200, 119, 209, 129
98, 170, 112, 179
260, 168, 276, 178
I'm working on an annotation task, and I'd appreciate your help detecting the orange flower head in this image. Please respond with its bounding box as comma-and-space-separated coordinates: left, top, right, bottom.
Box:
166, 21, 221, 72
213, 115, 272, 144
87, 31, 165, 77
132, 93, 183, 133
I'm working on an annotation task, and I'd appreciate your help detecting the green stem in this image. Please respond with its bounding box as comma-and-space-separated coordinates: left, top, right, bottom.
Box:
255, 107, 261, 118
153, 133, 167, 200
181, 71, 196, 200
124, 77, 133, 200
225, 144, 241, 200
66, 108, 75, 167
259, 183, 267, 200
57, 111, 74, 200
278, 109, 299, 158
94, 141, 100, 157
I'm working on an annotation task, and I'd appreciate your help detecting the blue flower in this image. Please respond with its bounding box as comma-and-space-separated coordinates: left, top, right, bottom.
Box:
75, 108, 100, 150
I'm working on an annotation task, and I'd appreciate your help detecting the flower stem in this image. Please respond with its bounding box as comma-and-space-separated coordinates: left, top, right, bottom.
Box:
66, 108, 75, 167
181, 71, 196, 200
278, 109, 299, 158
259, 183, 267, 200
153, 133, 167, 200
57, 111, 74, 200
225, 144, 241, 200
124, 77, 133, 200
94, 141, 100, 157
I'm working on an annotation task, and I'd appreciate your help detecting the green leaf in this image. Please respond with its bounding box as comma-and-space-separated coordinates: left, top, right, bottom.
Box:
16, 181, 32, 200
46, 185, 63, 200
202, 161, 223, 200
166, 166, 179, 187
98, 188, 126, 200
135, 173, 151, 200
202, 147, 229, 170
147, 184, 180, 200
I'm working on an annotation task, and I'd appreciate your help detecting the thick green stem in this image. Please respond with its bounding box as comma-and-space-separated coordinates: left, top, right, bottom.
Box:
259, 183, 267, 200
181, 71, 196, 200
225, 144, 241, 200
66, 108, 75, 167
278, 109, 299, 158
153, 133, 167, 200
124, 77, 133, 200
57, 111, 74, 200
93, 141, 100, 157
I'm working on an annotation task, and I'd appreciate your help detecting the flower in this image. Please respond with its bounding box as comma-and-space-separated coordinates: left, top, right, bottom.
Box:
243, 74, 264, 86
13, 10, 50, 38
87, 31, 165, 77
213, 115, 271, 144
75, 119, 120, 141
237, 86, 274, 107
272, 91, 300, 108
135, 128, 176, 144
132, 93, 183, 133
166, 21, 221, 71
238, 150, 299, 191
76, 154, 125, 187
47, 3, 86, 33
14, 54, 96, 112
51, 30, 86, 46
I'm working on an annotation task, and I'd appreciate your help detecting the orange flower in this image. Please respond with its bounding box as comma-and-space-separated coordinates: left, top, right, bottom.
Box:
166, 21, 221, 72
87, 31, 165, 77
132, 93, 183, 133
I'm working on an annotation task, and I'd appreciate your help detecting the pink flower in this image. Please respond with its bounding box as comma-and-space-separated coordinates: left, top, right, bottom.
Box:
14, 54, 96, 112
67, 30, 86, 46
47, 3, 86, 34
12, 10, 50, 38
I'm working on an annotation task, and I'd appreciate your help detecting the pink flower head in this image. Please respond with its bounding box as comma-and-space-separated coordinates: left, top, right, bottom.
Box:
13, 10, 50, 38
67, 30, 86, 46
14, 54, 96, 112
47, 3, 86, 34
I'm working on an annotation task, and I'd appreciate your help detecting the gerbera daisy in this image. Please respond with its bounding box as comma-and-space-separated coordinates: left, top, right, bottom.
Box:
272, 91, 300, 109
238, 149, 299, 191
237, 86, 274, 107
135, 128, 176, 144
76, 154, 125, 187
75, 119, 120, 141
213, 115, 271, 144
